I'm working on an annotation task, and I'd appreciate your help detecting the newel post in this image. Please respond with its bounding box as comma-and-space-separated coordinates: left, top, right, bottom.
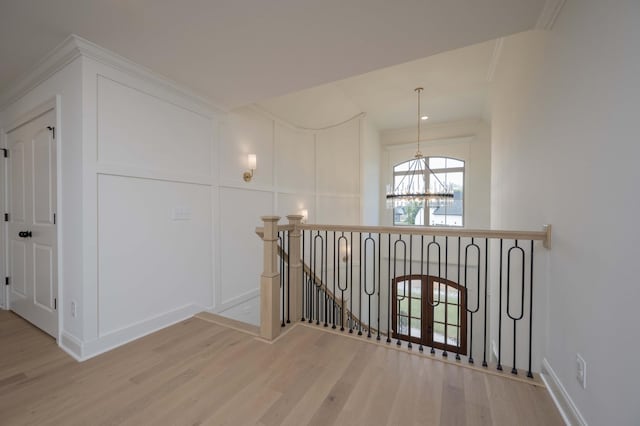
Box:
260, 216, 281, 340
287, 215, 304, 322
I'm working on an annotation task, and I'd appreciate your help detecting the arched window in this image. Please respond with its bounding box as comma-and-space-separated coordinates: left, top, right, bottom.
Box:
392, 274, 467, 354
392, 156, 464, 227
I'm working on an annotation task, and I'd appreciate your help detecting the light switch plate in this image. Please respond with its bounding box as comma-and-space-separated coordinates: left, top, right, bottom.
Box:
171, 206, 192, 221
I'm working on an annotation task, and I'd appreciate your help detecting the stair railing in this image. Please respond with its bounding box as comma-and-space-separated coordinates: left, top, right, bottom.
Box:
256, 214, 551, 379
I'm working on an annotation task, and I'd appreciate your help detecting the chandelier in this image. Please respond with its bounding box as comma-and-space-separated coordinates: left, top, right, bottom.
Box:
386, 87, 454, 209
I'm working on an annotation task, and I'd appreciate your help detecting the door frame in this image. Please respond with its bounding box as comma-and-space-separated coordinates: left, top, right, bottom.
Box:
2, 96, 63, 342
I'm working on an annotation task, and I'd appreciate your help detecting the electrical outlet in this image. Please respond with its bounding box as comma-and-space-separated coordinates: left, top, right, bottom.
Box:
576, 354, 586, 388
71, 300, 77, 318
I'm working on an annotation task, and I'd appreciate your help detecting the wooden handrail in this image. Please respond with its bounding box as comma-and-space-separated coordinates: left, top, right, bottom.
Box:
258, 223, 551, 249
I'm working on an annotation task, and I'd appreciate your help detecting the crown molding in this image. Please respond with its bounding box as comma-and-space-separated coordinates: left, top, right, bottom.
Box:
0, 34, 81, 110
535, 0, 567, 30
247, 104, 365, 133
0, 34, 227, 115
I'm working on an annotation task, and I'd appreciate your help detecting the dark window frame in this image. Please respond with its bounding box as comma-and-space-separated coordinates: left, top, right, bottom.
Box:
391, 274, 468, 355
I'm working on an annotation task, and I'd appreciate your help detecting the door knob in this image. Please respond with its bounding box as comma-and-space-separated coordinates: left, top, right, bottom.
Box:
18, 231, 32, 238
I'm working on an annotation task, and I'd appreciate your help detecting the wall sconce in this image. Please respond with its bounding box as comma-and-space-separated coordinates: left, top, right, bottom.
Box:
243, 154, 257, 182
339, 243, 351, 263
299, 209, 308, 223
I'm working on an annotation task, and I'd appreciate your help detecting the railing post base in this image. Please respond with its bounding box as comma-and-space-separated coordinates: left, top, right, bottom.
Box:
260, 216, 281, 341
287, 215, 304, 323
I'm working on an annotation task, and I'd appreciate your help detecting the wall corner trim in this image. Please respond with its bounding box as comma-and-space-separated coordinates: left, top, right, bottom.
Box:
540, 358, 588, 426
535, 0, 567, 30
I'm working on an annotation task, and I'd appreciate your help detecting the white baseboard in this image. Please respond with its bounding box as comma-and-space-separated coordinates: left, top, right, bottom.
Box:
216, 289, 259, 312
59, 331, 83, 361
63, 304, 202, 361
540, 358, 588, 426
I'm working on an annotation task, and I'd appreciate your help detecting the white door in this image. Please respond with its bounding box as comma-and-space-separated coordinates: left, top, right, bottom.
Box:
6, 109, 58, 337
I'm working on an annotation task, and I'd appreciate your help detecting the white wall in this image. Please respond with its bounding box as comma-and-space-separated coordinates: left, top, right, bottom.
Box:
361, 119, 381, 225
490, 1, 640, 424
215, 106, 364, 324
78, 56, 218, 358
380, 119, 491, 228
1, 37, 221, 360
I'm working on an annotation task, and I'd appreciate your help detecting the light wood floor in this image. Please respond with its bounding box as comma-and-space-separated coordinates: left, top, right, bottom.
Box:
0, 310, 563, 426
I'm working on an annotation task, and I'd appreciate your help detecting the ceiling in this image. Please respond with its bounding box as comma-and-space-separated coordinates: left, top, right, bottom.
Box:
258, 38, 497, 130
0, 0, 545, 109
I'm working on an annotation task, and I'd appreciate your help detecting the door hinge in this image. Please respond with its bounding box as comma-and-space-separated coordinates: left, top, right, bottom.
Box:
47, 126, 55, 139
1, 148, 7, 158
54, 298, 57, 310
53, 213, 56, 225
5, 277, 9, 286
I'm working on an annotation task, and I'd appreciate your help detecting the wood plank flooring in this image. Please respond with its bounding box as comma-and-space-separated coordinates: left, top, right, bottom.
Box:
0, 311, 563, 425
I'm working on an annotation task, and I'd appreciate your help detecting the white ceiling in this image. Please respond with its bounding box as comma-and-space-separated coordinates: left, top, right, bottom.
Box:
0, 0, 545, 109
258, 39, 497, 130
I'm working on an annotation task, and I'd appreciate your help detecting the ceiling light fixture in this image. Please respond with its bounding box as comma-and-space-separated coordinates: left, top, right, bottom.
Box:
386, 88, 454, 210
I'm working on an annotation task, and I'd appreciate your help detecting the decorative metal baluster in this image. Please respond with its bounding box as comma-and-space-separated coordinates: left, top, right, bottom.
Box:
527, 240, 535, 378
314, 232, 324, 326
287, 230, 291, 324
377, 232, 381, 341
507, 240, 526, 375
358, 232, 363, 336
387, 233, 392, 343
464, 238, 481, 364
309, 230, 314, 324
320, 231, 329, 327
456, 236, 461, 361
419, 235, 424, 353
426, 236, 442, 355
279, 232, 285, 327
337, 233, 348, 332
363, 233, 376, 339
407, 234, 413, 350
301, 230, 306, 321
332, 231, 337, 329
497, 239, 503, 371
394, 235, 408, 346
349, 232, 354, 333
482, 238, 488, 367
443, 236, 448, 358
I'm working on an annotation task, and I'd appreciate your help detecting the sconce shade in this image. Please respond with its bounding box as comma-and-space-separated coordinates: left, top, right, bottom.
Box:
248, 154, 257, 170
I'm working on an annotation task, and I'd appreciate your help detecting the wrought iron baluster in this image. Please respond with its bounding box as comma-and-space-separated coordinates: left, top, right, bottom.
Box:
363, 233, 376, 339
426, 236, 442, 355
464, 237, 481, 364
507, 240, 526, 375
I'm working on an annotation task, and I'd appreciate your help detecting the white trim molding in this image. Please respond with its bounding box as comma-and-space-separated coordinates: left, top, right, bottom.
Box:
0, 34, 226, 115
540, 358, 588, 426
61, 304, 204, 361
535, 0, 567, 30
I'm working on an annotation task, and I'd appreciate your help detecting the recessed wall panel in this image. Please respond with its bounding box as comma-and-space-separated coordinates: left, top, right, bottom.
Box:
316, 120, 359, 195
316, 195, 360, 225
219, 187, 273, 303
274, 124, 314, 193
97, 76, 212, 177
98, 174, 212, 336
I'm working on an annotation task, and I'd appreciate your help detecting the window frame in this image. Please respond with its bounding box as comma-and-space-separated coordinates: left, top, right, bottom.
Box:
391, 156, 465, 227
391, 274, 468, 355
